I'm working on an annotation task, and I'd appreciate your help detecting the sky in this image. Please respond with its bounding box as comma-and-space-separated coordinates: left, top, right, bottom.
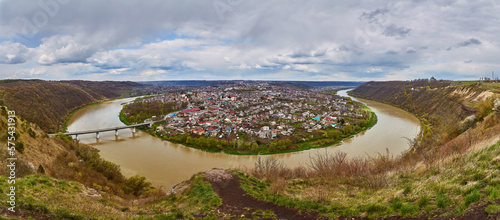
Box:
0, 0, 499, 81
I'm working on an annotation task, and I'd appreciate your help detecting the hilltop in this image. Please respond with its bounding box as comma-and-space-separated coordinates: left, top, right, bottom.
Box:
0, 80, 144, 133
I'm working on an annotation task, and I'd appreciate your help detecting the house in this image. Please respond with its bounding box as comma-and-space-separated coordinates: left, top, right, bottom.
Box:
156, 126, 165, 133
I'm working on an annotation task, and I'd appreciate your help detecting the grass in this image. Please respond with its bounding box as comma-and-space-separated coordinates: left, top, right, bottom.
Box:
482, 82, 500, 93
452, 80, 500, 93
452, 81, 478, 86
0, 175, 129, 219
236, 135, 500, 218
464, 189, 481, 207
0, 173, 222, 219
486, 204, 500, 214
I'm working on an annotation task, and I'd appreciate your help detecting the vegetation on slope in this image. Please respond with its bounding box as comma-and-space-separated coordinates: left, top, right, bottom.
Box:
0, 79, 144, 133
0, 172, 222, 219
121, 98, 187, 124
237, 110, 500, 218
350, 79, 497, 148
0, 104, 178, 219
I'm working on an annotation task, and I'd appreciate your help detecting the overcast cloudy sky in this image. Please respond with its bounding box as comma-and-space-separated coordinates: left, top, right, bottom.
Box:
0, 0, 499, 81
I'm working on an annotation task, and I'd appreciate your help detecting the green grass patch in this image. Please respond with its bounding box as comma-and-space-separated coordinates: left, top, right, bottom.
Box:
436, 194, 452, 208
399, 203, 418, 217
452, 81, 478, 86
485, 204, 500, 214
183, 176, 222, 212
464, 189, 481, 207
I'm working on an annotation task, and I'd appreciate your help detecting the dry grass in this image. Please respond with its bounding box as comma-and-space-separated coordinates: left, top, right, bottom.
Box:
240, 112, 500, 218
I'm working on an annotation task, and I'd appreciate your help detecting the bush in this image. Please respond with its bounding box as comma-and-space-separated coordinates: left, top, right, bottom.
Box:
15, 141, 25, 154
459, 115, 476, 132
123, 175, 152, 197
28, 127, 36, 138
37, 165, 45, 174
476, 98, 494, 120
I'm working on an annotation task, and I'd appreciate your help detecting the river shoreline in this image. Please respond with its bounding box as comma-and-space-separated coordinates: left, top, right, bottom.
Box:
119, 98, 378, 155
66, 90, 420, 188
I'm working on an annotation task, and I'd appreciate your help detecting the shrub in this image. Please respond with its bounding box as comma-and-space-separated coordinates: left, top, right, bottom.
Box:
37, 165, 45, 174
123, 175, 152, 197
15, 141, 24, 154
476, 98, 494, 120
459, 115, 476, 132
28, 127, 36, 138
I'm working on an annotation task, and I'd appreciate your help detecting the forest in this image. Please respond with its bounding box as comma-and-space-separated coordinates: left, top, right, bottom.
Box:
0, 80, 144, 133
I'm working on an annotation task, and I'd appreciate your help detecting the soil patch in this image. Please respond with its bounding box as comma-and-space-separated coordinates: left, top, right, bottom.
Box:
203, 169, 319, 219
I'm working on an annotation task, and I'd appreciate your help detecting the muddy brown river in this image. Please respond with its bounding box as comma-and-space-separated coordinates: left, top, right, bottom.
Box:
67, 90, 420, 188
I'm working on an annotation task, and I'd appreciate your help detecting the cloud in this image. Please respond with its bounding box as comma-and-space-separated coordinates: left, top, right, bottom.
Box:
405, 47, 416, 54
359, 8, 390, 23
0, 41, 32, 64
383, 24, 411, 39
458, 38, 481, 47
0, 0, 499, 81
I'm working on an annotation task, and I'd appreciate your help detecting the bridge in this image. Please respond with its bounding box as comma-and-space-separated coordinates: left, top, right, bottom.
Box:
61, 120, 160, 140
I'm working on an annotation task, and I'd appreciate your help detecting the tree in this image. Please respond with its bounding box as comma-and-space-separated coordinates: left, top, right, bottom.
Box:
251, 142, 259, 152
124, 175, 152, 197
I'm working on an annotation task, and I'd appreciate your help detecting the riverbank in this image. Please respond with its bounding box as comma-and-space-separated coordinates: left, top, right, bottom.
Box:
62, 100, 108, 132
118, 95, 378, 155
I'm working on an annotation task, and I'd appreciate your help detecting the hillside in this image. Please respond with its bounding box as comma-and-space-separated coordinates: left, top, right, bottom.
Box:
0, 79, 499, 219
0, 80, 144, 133
350, 80, 497, 147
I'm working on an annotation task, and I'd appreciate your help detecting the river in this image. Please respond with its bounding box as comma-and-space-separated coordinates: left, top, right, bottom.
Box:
67, 90, 420, 188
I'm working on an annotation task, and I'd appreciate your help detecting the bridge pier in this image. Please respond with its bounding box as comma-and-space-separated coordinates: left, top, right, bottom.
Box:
75, 134, 79, 141
55, 120, 165, 138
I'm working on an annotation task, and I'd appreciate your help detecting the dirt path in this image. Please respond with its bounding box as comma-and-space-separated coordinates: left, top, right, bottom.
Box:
203, 169, 319, 219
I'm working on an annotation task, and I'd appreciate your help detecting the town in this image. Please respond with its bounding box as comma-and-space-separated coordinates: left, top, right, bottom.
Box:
121, 83, 376, 154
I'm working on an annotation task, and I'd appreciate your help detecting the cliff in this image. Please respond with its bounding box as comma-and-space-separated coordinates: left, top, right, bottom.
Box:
350, 80, 496, 146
